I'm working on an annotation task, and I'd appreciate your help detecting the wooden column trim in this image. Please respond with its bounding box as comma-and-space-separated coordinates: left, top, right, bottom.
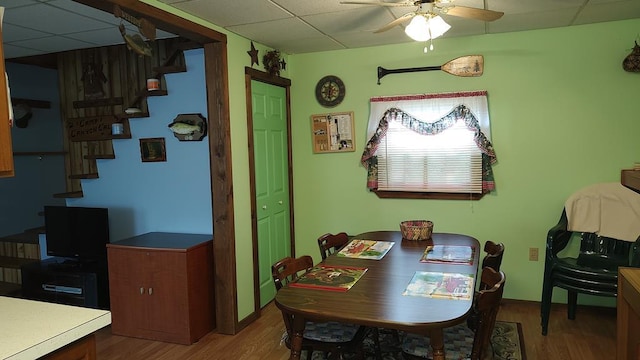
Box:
205, 41, 238, 334
73, 0, 239, 334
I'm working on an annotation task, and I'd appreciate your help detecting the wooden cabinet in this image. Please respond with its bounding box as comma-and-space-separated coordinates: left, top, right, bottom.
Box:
0, 25, 14, 178
617, 267, 640, 359
107, 232, 214, 344
622, 169, 640, 194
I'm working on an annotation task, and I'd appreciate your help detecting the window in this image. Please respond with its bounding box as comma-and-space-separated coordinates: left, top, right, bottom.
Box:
361, 91, 497, 199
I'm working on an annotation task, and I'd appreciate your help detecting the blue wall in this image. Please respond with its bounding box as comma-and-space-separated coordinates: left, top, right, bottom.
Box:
0, 62, 66, 237
68, 49, 213, 242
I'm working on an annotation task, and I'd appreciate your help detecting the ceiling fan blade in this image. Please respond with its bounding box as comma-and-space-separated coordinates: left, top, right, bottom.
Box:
340, 1, 414, 7
374, 12, 415, 33
445, 6, 504, 22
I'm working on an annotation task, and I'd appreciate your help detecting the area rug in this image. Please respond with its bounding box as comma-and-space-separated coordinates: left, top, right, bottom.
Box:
304, 321, 526, 360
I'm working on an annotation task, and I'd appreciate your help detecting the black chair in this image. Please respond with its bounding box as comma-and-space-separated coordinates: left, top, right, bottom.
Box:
402, 267, 506, 360
540, 209, 640, 335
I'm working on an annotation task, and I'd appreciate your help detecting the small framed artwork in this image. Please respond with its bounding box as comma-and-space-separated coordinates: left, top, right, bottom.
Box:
140, 137, 166, 162
311, 111, 355, 154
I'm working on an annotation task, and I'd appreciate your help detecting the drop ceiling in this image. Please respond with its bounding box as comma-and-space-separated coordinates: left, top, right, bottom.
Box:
1, 0, 639, 59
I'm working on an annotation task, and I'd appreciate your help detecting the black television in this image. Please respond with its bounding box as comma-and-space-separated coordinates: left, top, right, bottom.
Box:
43, 206, 110, 262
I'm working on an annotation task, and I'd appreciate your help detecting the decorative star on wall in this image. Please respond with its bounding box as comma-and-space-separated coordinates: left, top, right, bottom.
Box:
280, 58, 287, 71
247, 42, 259, 67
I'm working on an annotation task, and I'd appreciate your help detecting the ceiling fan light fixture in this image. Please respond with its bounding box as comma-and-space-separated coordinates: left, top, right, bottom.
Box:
404, 14, 451, 42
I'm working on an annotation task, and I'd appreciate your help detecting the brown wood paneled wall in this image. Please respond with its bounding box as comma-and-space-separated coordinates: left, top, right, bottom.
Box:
56, 38, 186, 193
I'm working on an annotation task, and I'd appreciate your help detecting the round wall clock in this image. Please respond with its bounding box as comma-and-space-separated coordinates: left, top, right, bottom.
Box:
315, 75, 345, 107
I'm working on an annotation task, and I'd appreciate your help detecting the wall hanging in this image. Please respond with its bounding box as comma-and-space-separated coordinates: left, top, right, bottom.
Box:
377, 55, 483, 84
263, 50, 282, 76
623, 41, 640, 72
168, 113, 207, 141
247, 42, 259, 66
140, 138, 166, 162
311, 111, 355, 153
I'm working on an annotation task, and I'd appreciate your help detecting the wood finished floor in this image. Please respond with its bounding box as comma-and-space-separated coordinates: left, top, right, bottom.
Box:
95, 300, 617, 360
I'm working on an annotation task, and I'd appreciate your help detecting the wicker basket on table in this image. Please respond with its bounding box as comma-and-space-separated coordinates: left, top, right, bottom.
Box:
400, 220, 434, 241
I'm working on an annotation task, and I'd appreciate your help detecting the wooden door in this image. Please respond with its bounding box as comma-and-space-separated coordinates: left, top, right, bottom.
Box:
146, 250, 189, 337
107, 247, 148, 336
251, 80, 291, 307
0, 26, 14, 178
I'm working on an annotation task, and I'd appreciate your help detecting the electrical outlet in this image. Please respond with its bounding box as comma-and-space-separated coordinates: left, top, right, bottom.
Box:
529, 247, 539, 261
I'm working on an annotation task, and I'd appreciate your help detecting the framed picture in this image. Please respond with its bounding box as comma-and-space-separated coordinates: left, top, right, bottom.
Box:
139, 137, 166, 162
311, 111, 355, 154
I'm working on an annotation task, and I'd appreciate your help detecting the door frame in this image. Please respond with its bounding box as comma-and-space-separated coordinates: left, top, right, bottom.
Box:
245, 67, 295, 316
75, 0, 239, 334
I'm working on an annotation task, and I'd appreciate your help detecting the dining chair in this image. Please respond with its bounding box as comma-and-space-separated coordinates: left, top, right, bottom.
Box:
401, 267, 506, 360
317, 232, 350, 260
317, 232, 384, 356
466, 240, 505, 330
481, 240, 505, 274
272, 255, 371, 360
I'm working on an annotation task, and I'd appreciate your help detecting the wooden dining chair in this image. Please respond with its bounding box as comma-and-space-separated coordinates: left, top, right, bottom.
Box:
481, 240, 505, 274
272, 255, 371, 360
317, 232, 350, 260
401, 267, 506, 360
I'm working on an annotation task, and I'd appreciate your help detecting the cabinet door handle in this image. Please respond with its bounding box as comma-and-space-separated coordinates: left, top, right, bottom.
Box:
148, 287, 153, 295
278, 200, 283, 205
262, 205, 267, 210
140, 287, 144, 294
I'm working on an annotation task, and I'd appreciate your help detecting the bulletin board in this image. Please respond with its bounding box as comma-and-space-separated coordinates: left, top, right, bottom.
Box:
311, 111, 355, 154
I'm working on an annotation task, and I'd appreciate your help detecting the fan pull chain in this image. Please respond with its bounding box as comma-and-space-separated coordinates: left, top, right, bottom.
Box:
423, 39, 435, 54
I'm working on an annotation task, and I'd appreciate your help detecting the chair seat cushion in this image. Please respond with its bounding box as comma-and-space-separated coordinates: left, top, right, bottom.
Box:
402, 323, 473, 359
303, 321, 361, 342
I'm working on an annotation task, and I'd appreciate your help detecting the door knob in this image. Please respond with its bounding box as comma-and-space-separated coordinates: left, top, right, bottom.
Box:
278, 201, 283, 205
262, 205, 267, 210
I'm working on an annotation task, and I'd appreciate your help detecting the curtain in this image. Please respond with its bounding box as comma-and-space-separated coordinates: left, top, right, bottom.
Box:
361, 91, 497, 193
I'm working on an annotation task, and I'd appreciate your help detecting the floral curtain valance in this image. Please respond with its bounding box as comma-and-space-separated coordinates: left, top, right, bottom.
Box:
361, 91, 497, 193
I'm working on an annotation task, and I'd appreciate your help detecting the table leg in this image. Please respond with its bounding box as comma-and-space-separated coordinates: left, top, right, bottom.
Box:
429, 329, 445, 360
288, 314, 306, 360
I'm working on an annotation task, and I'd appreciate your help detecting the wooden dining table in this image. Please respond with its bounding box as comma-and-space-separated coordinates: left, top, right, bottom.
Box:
274, 230, 480, 360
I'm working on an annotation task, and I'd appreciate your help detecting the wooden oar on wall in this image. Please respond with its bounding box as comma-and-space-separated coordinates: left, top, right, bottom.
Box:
377, 55, 484, 85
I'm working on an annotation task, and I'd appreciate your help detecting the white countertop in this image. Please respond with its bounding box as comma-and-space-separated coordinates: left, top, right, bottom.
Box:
0, 296, 111, 360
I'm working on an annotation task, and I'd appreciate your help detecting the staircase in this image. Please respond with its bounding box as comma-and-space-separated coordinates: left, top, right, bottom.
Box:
53, 39, 199, 198
0, 228, 41, 296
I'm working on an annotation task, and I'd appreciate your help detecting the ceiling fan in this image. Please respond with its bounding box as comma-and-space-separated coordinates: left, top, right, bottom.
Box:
340, 0, 504, 34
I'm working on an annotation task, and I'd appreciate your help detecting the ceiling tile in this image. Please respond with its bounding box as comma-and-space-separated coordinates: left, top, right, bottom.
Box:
3, 3, 112, 34
575, 0, 640, 25
17, 35, 96, 53
170, 0, 293, 27
1, 0, 639, 59
303, 8, 397, 34
489, 9, 579, 34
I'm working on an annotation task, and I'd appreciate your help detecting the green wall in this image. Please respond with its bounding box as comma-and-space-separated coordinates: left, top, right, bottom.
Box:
145, 0, 640, 320
287, 20, 640, 310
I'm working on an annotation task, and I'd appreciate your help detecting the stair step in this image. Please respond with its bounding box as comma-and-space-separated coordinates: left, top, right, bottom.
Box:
118, 112, 149, 120
53, 191, 84, 198
111, 133, 132, 140
0, 281, 22, 296
152, 64, 187, 75
84, 154, 116, 160
0, 256, 39, 269
145, 89, 168, 97
69, 173, 99, 179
